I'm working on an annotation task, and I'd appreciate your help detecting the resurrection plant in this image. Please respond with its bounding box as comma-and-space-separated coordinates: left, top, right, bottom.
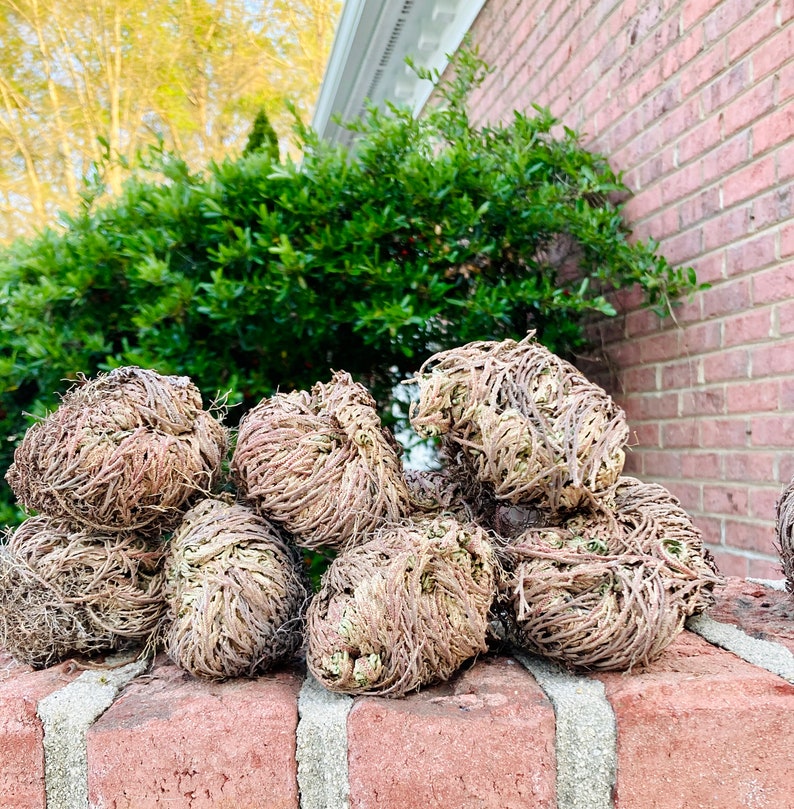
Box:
232, 371, 411, 550
164, 498, 309, 680
410, 334, 628, 513
613, 476, 722, 613
0, 515, 166, 668
306, 515, 496, 697
498, 477, 721, 671
776, 475, 794, 596
6, 367, 228, 535
503, 541, 684, 671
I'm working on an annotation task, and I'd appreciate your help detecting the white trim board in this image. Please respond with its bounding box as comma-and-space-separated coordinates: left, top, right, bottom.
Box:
312, 0, 487, 145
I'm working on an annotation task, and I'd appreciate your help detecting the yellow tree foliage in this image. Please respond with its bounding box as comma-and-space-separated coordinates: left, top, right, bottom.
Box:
0, 0, 340, 240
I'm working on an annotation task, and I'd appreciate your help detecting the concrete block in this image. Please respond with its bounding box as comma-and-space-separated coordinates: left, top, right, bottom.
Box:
296, 674, 352, 809
39, 656, 148, 809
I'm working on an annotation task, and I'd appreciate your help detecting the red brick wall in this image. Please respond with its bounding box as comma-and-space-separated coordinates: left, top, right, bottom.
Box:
456, 0, 793, 577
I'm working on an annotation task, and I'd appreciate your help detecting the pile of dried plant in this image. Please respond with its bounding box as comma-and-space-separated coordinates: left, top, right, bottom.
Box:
0, 515, 165, 668
163, 498, 309, 680
306, 515, 496, 697
0, 350, 724, 681
231, 371, 410, 550
409, 334, 628, 513
6, 367, 228, 535
498, 477, 722, 671
776, 476, 794, 595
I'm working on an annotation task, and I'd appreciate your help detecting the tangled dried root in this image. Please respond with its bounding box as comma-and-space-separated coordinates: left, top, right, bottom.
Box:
231, 371, 410, 550
503, 545, 687, 671
306, 515, 496, 697
498, 477, 721, 671
0, 516, 166, 668
776, 476, 794, 595
6, 367, 228, 535
404, 468, 489, 524
613, 477, 721, 613
409, 335, 628, 513
164, 498, 309, 680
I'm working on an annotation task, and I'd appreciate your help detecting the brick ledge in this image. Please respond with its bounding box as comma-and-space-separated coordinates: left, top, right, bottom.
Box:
1, 577, 792, 809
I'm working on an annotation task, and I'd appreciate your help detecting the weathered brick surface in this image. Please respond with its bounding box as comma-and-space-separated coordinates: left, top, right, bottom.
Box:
461, 0, 794, 576
347, 654, 556, 809
0, 653, 77, 809
87, 655, 302, 809
597, 631, 794, 809
708, 576, 794, 655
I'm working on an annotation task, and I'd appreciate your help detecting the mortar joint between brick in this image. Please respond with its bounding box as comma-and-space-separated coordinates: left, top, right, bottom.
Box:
514, 650, 617, 809
296, 673, 352, 809
686, 613, 794, 683
36, 656, 147, 809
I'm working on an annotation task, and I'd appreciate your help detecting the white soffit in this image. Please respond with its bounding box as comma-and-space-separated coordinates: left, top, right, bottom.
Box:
312, 0, 487, 146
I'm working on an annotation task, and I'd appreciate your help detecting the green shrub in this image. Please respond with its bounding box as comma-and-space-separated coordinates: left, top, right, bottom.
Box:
0, 48, 704, 523
243, 108, 280, 162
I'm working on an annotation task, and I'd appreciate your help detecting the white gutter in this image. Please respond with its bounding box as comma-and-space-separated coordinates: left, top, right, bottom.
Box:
312, 0, 487, 146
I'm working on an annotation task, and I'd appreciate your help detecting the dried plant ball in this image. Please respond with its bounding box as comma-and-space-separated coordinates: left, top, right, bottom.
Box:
0, 516, 166, 668
6, 367, 228, 534
164, 498, 309, 680
498, 485, 721, 671
501, 541, 685, 671
613, 476, 722, 613
776, 475, 794, 596
409, 335, 629, 512
306, 515, 496, 697
231, 371, 411, 550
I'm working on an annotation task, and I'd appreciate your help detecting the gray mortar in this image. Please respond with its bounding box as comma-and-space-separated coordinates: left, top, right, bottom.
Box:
747, 577, 788, 592
36, 655, 147, 809
686, 613, 794, 684
296, 673, 353, 809
514, 650, 616, 809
